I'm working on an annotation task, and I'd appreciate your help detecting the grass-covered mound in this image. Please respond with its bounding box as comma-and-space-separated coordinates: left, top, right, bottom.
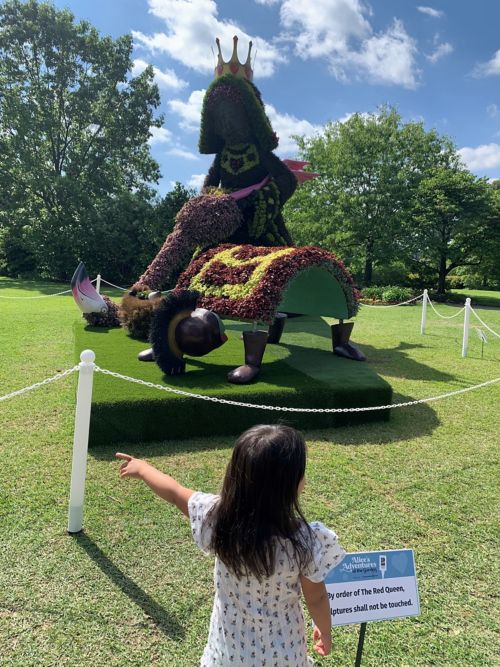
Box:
74, 316, 392, 445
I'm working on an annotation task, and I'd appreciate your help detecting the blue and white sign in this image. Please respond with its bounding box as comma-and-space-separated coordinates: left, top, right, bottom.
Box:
325, 549, 420, 626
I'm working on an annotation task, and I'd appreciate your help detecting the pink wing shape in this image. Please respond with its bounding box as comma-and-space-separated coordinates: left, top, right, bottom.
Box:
283, 159, 320, 184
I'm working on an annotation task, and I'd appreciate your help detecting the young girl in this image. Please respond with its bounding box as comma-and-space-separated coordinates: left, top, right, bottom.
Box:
116, 424, 345, 666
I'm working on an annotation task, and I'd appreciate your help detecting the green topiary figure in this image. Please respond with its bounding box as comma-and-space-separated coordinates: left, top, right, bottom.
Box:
199, 37, 297, 247
132, 36, 298, 292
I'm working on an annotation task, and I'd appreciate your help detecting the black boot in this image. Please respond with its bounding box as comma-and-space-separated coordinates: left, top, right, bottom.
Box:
228, 331, 268, 384
331, 322, 366, 361
267, 313, 287, 344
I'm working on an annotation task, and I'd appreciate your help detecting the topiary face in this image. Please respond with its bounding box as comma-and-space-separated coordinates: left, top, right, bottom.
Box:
205, 83, 253, 146
199, 74, 278, 154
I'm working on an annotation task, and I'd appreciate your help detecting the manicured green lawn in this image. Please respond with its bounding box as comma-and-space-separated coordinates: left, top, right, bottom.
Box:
1, 276, 499, 666
449, 288, 500, 308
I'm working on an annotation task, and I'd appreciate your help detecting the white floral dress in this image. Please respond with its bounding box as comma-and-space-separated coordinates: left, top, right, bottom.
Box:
188, 492, 345, 667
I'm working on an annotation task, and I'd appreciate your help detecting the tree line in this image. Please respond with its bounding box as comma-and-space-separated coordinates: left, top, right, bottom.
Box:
285, 108, 500, 293
1, 1, 498, 293
0, 0, 193, 284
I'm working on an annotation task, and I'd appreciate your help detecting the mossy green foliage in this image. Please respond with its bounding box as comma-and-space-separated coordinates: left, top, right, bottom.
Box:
74, 316, 391, 445
2, 277, 500, 666
199, 74, 278, 155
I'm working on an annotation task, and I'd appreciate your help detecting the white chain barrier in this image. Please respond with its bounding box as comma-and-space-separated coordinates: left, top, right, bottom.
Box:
2, 349, 499, 533
99, 278, 128, 291
360, 293, 424, 308
0, 366, 78, 402
426, 294, 465, 319
94, 365, 500, 413
470, 307, 500, 339
0, 275, 130, 299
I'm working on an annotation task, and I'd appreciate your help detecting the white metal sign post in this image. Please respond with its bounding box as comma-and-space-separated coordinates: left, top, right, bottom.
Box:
325, 549, 420, 666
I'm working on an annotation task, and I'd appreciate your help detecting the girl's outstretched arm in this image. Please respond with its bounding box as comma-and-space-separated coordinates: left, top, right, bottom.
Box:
299, 575, 332, 657
116, 453, 194, 517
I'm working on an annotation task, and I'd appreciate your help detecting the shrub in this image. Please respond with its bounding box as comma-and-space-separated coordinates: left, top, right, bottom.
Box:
361, 285, 416, 303
382, 286, 415, 303
446, 274, 465, 290
360, 286, 385, 300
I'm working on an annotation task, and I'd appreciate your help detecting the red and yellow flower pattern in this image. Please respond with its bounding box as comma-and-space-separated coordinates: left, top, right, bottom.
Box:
176, 244, 360, 323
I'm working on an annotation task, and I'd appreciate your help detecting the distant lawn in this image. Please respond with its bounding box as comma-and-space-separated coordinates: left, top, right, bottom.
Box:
0, 276, 499, 666
449, 288, 500, 308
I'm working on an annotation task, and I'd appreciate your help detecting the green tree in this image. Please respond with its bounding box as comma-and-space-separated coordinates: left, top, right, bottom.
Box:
0, 0, 162, 279
412, 168, 496, 295
285, 107, 456, 284
146, 182, 195, 252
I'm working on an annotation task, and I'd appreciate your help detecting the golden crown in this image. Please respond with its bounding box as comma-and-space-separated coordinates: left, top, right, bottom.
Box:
214, 35, 253, 82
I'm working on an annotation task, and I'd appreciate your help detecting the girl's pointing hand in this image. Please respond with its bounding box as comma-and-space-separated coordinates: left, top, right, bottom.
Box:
115, 452, 146, 479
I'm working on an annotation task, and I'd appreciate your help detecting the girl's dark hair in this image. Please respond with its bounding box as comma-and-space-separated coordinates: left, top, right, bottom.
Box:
209, 424, 313, 580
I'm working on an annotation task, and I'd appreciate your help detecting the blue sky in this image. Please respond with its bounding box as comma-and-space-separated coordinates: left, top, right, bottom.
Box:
52, 0, 500, 195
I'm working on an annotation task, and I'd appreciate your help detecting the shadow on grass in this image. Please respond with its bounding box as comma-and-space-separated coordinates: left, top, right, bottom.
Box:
307, 396, 441, 447
72, 531, 185, 639
84, 325, 115, 334
0, 277, 70, 294
355, 341, 459, 383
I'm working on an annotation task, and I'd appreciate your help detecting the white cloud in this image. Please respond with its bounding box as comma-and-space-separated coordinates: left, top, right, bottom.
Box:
417, 6, 444, 19
473, 50, 500, 77
329, 20, 419, 88
426, 41, 453, 63
168, 89, 205, 132
132, 58, 187, 90
133, 0, 286, 78
188, 173, 206, 190
167, 147, 199, 160
280, 0, 371, 59
255, 0, 280, 4
264, 103, 321, 154
149, 126, 172, 145
458, 143, 500, 170
487, 104, 499, 118
279, 1, 419, 88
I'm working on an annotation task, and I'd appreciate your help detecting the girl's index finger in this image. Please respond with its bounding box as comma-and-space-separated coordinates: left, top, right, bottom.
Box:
115, 452, 133, 461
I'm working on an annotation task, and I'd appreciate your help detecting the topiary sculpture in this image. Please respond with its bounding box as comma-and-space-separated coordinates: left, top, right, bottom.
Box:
131, 36, 298, 294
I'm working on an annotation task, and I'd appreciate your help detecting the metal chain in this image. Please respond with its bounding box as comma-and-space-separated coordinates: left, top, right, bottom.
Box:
360, 293, 424, 308
426, 295, 465, 319
94, 366, 500, 413
470, 307, 500, 339
0, 366, 79, 403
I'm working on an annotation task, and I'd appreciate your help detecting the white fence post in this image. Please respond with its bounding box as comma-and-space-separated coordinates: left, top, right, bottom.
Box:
420, 289, 428, 335
95, 274, 101, 294
461, 298, 471, 358
67, 349, 95, 534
